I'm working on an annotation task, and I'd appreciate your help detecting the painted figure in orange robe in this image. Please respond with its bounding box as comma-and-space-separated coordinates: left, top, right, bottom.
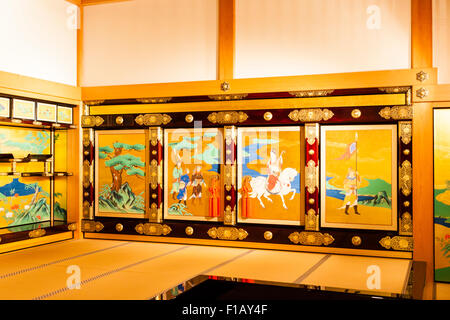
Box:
208, 175, 221, 217
266, 150, 284, 193
241, 176, 254, 218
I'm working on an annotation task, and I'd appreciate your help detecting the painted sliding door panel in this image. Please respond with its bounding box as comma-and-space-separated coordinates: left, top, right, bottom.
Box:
0, 126, 52, 230
434, 108, 450, 282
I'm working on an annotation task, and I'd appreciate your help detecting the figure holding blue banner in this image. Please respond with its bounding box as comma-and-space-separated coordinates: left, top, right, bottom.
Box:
337, 133, 361, 215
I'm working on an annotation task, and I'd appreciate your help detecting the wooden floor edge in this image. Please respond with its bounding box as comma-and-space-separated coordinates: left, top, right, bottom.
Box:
0, 232, 74, 255
83, 233, 413, 259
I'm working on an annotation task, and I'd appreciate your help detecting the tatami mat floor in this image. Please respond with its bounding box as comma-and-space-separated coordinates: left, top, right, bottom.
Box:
0, 239, 414, 300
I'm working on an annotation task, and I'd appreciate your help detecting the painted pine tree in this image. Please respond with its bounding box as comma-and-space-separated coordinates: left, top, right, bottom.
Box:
98, 142, 145, 192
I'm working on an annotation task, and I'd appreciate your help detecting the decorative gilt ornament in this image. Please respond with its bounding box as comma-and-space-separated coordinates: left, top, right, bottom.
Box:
399, 212, 413, 236
378, 87, 410, 94
81, 115, 104, 127
351, 109, 361, 118
82, 201, 90, 218
149, 159, 159, 189
308, 198, 315, 205
378, 106, 412, 120
149, 203, 162, 222
135, 224, 144, 234
288, 232, 334, 246
67, 223, 77, 231
308, 149, 315, 155
207, 111, 248, 124
82, 160, 92, 189
416, 87, 429, 99
403, 149, 410, 156
264, 231, 273, 241
288, 89, 334, 97
400, 160, 412, 196
185, 226, 194, 236
399, 122, 412, 145
185, 114, 194, 123
220, 81, 231, 92
351, 236, 362, 246
305, 124, 319, 145
82, 130, 92, 147
288, 109, 334, 122
135, 223, 171, 236
115, 223, 124, 232
136, 97, 172, 104
379, 236, 413, 251
224, 165, 236, 192
305, 209, 319, 231
208, 93, 247, 100
135, 114, 172, 126
84, 100, 105, 106
115, 116, 124, 125
29, 228, 46, 238
404, 201, 410, 207
406, 88, 412, 106
207, 227, 248, 240
305, 160, 318, 194
416, 71, 429, 82
263, 112, 273, 121
150, 127, 162, 146
224, 205, 236, 225
81, 221, 104, 232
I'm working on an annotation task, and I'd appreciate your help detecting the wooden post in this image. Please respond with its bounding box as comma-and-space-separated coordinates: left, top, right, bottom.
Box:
411, 0, 433, 68
218, 0, 235, 80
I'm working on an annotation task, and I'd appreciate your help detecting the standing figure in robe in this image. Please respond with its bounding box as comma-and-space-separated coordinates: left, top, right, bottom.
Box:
189, 166, 206, 203
266, 149, 285, 194
241, 176, 254, 218
171, 157, 184, 200
342, 167, 361, 215
208, 175, 221, 217
177, 173, 191, 206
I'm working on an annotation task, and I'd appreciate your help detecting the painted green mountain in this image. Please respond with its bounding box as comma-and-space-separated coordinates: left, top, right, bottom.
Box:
8, 197, 50, 228
54, 201, 67, 221
359, 178, 392, 197
359, 190, 391, 207
98, 182, 144, 213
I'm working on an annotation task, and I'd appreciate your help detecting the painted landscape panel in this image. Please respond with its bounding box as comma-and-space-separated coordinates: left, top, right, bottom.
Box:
0, 126, 52, 230
434, 109, 450, 282
0, 97, 10, 118
320, 125, 397, 230
237, 127, 303, 225
164, 128, 223, 221
95, 130, 147, 218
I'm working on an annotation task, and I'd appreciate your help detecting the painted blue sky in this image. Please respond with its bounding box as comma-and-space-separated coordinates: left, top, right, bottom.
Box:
241, 139, 300, 193
0, 178, 42, 197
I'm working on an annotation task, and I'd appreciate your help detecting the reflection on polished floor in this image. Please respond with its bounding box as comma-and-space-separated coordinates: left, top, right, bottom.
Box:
0, 239, 425, 300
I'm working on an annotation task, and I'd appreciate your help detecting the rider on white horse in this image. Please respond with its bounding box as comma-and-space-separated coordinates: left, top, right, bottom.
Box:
266, 149, 284, 194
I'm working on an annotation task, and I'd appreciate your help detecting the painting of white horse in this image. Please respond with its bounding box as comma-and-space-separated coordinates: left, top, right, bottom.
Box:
237, 126, 303, 226
249, 168, 298, 209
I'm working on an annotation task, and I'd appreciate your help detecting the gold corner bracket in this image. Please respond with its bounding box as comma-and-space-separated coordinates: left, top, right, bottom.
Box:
208, 227, 248, 241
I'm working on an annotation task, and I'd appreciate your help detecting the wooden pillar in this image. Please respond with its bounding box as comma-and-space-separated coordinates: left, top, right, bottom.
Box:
411, 0, 433, 68
411, 0, 435, 300
412, 102, 434, 299
218, 0, 235, 80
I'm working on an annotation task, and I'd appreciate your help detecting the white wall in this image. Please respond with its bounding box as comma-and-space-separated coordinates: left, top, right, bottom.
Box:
235, 0, 411, 79
82, 0, 218, 87
0, 0, 77, 86
433, 0, 450, 84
